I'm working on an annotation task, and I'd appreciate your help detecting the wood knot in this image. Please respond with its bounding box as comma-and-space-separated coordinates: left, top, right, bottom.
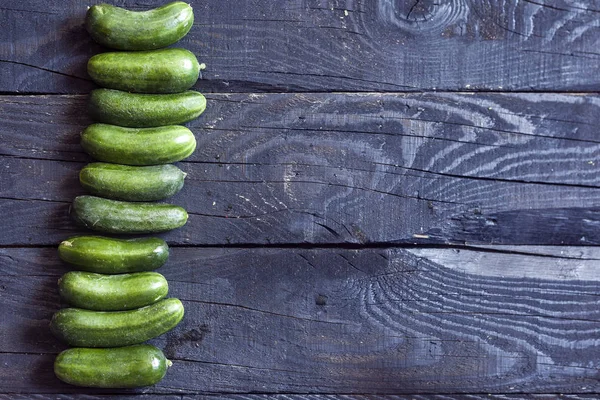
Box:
378, 0, 467, 34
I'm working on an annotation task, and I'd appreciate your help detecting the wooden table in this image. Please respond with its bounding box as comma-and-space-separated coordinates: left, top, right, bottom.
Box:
2, 0, 600, 398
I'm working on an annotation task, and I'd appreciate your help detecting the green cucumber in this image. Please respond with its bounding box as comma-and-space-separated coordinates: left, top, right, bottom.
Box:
50, 298, 184, 347
55, 344, 171, 388
80, 163, 186, 201
81, 124, 196, 165
58, 271, 168, 311
85, 1, 194, 51
58, 236, 169, 273
89, 89, 206, 127
88, 48, 200, 93
71, 195, 188, 234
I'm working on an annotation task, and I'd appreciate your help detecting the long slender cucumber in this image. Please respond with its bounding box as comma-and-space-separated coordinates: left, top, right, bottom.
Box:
58, 236, 169, 273
58, 271, 168, 311
55, 345, 171, 388
85, 2, 194, 50
50, 298, 185, 347
80, 163, 187, 201
80, 124, 196, 166
71, 195, 188, 234
89, 89, 206, 127
88, 48, 200, 93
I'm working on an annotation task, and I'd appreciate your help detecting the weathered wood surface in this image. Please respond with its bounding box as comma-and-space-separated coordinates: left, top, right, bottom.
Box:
2, 246, 600, 395
2, 0, 600, 93
2, 396, 600, 400
3, 0, 600, 397
4, 396, 600, 400
3, 92, 600, 246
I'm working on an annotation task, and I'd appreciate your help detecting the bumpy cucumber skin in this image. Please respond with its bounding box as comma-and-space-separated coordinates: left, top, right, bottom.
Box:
81, 124, 196, 166
58, 236, 168, 274
80, 163, 186, 201
71, 195, 188, 234
89, 89, 206, 127
58, 271, 168, 311
50, 298, 184, 347
88, 48, 200, 94
85, 1, 194, 51
54, 344, 170, 388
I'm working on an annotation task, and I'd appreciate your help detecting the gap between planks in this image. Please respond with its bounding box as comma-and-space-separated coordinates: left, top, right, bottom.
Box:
0, 242, 596, 259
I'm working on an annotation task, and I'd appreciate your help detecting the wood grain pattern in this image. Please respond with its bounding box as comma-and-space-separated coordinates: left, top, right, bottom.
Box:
1, 246, 600, 394
2, 396, 600, 400
2, 0, 600, 93
3, 92, 600, 245
5, 396, 600, 400
3, 0, 600, 396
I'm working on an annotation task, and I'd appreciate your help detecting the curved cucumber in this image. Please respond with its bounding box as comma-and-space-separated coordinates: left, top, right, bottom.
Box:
85, 1, 194, 50
50, 298, 184, 347
58, 236, 169, 273
80, 163, 186, 201
58, 271, 168, 311
71, 195, 188, 234
89, 89, 206, 128
88, 48, 200, 93
55, 344, 171, 388
81, 124, 196, 166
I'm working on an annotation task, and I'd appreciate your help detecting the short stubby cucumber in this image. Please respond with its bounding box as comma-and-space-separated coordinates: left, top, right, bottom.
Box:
89, 89, 206, 127
50, 298, 185, 347
58, 271, 168, 311
71, 195, 188, 234
55, 344, 171, 388
88, 49, 200, 93
80, 163, 187, 201
58, 236, 169, 273
85, 1, 194, 50
81, 124, 196, 165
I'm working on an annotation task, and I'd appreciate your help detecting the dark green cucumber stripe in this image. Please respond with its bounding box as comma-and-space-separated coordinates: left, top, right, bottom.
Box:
80, 163, 187, 201
55, 345, 170, 388
88, 49, 200, 94
71, 195, 188, 234
58, 271, 169, 311
85, 2, 194, 50
89, 89, 206, 128
58, 236, 169, 273
50, 298, 184, 347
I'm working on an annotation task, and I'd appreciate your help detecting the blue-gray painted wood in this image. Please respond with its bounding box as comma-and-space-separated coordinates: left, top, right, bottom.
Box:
1, 0, 600, 93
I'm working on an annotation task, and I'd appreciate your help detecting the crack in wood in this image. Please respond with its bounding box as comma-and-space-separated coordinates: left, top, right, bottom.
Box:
0, 60, 89, 82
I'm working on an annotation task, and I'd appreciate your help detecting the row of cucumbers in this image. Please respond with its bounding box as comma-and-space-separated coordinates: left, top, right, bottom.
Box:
53, 236, 179, 388
52, 2, 202, 389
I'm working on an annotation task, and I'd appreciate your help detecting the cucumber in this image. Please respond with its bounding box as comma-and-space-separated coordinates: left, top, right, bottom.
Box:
71, 195, 188, 234
81, 124, 196, 166
89, 89, 206, 128
80, 163, 186, 201
58, 271, 168, 311
88, 48, 200, 94
58, 236, 169, 273
55, 344, 171, 388
85, 1, 194, 51
50, 298, 184, 347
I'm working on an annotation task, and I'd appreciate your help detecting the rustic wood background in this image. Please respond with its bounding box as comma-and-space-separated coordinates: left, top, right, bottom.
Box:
2, 0, 600, 398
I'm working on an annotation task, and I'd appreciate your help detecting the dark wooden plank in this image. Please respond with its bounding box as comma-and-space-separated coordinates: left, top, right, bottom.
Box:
2, 0, 600, 93
2, 246, 600, 394
3, 395, 600, 400
3, 92, 600, 245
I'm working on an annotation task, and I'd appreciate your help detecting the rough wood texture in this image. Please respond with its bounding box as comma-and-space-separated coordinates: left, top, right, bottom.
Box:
2, 396, 599, 400
2, 0, 600, 93
3, 0, 600, 397
3, 92, 600, 245
5, 396, 600, 400
2, 246, 600, 395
